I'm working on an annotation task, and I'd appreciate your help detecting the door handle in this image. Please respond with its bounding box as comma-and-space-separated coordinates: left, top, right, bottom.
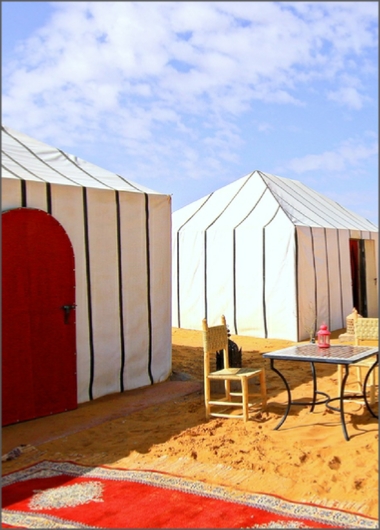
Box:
61, 304, 76, 324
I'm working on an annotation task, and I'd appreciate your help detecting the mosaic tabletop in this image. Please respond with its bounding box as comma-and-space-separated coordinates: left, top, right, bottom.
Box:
263, 344, 378, 364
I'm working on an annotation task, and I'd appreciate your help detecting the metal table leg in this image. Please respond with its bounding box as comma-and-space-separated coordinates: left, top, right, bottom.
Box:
363, 357, 378, 418
270, 359, 292, 430
339, 365, 350, 441
325, 365, 350, 441
270, 360, 329, 431
309, 361, 317, 412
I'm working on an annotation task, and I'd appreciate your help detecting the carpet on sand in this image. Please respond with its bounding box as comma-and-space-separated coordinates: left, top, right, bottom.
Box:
2, 460, 378, 529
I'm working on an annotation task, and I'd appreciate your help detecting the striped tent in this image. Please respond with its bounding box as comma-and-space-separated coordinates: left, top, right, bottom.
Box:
172, 170, 378, 341
2, 125, 171, 425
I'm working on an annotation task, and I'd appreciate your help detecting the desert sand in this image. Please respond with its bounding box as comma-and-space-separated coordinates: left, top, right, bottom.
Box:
2, 328, 378, 520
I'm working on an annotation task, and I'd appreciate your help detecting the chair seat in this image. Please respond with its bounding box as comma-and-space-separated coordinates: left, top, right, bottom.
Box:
209, 367, 262, 379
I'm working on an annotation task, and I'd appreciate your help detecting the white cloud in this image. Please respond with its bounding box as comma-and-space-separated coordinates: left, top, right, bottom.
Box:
3, 2, 377, 123
2, 1, 377, 212
324, 187, 378, 226
327, 87, 368, 110
257, 122, 273, 133
282, 138, 378, 174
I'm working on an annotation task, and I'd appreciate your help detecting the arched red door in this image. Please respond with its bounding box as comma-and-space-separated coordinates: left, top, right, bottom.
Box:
2, 208, 77, 426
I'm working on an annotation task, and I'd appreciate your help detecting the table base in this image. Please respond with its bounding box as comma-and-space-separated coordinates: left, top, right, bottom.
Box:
269, 359, 378, 441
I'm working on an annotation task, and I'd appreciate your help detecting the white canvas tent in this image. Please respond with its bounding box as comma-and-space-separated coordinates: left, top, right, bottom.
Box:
172, 170, 378, 341
2, 125, 171, 417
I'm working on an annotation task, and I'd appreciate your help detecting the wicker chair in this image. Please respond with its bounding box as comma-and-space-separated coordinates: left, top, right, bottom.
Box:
337, 317, 378, 405
202, 316, 267, 422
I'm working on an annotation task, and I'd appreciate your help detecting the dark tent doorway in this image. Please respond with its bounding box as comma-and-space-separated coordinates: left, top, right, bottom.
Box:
349, 238, 367, 317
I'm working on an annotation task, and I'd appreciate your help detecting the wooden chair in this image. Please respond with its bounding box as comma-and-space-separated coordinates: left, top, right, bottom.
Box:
338, 318, 378, 405
202, 316, 267, 422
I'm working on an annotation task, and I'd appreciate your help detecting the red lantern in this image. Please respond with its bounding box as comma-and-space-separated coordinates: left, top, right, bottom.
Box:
317, 323, 330, 348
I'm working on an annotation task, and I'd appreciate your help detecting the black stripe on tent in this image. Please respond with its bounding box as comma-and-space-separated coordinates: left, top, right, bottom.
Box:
82, 188, 95, 400
116, 173, 146, 193
176, 193, 214, 328
232, 230, 237, 333
57, 149, 114, 190
176, 231, 181, 328
21, 179, 27, 207
203, 230, 208, 320
8, 165, 51, 214
178, 194, 214, 231
336, 230, 344, 326
46, 183, 52, 214
206, 173, 254, 232
144, 193, 154, 385
3, 127, 155, 198
204, 174, 254, 323
310, 227, 318, 328
263, 173, 335, 228
295, 179, 376, 232
295, 227, 300, 341
115, 191, 126, 392
257, 171, 303, 224
266, 171, 371, 230
262, 206, 281, 339
324, 228, 331, 329
1, 162, 25, 180
234, 186, 268, 230
294, 182, 354, 229
58, 150, 154, 194
261, 171, 353, 229
257, 172, 296, 225
334, 203, 377, 231
204, 230, 208, 321
232, 186, 268, 335
1, 151, 47, 182
261, 212, 269, 339
2, 127, 81, 186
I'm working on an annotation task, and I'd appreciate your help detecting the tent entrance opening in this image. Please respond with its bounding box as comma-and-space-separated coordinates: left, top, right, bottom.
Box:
349, 239, 368, 317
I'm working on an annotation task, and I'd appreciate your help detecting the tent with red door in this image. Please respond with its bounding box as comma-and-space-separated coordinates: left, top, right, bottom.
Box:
172, 170, 378, 341
2, 125, 172, 426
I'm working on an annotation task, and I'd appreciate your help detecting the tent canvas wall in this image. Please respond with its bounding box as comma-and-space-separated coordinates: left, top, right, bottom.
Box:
2, 125, 172, 426
172, 170, 378, 342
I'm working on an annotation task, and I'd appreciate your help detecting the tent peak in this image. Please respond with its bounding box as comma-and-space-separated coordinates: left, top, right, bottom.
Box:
174, 169, 377, 232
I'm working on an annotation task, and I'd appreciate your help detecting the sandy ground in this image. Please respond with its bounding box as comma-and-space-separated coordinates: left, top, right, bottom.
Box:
2, 328, 378, 519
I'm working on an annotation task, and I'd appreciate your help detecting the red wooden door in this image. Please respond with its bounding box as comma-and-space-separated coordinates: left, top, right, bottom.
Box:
2, 208, 77, 426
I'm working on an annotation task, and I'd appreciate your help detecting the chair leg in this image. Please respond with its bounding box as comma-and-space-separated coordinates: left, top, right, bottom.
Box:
356, 366, 363, 394
356, 366, 377, 406
204, 377, 211, 419
241, 377, 249, 422
337, 360, 377, 406
369, 383, 375, 406
337, 365, 343, 396
224, 380, 231, 400
368, 368, 376, 406
259, 370, 267, 410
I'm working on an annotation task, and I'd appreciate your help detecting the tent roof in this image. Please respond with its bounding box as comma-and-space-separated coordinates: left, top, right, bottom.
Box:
1, 125, 162, 195
174, 170, 377, 231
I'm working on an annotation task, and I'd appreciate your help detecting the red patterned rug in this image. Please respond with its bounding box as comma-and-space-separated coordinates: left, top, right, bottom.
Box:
2, 460, 378, 528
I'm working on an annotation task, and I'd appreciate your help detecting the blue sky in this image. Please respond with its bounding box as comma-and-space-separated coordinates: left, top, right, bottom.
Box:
2, 1, 378, 223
